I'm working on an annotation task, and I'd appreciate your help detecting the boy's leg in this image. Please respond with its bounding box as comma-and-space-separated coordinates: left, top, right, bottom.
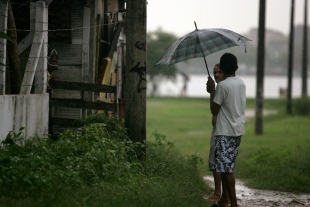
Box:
207, 171, 222, 202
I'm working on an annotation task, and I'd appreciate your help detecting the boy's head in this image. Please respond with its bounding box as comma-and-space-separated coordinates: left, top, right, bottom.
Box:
219, 53, 238, 75
213, 63, 224, 83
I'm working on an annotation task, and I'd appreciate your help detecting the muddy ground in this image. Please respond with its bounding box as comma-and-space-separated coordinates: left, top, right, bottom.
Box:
203, 176, 310, 207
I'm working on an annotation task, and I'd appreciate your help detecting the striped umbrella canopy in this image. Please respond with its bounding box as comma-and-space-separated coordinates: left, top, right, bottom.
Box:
155, 23, 251, 76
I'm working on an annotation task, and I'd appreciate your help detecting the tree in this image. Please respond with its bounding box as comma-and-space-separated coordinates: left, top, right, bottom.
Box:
147, 29, 178, 96
287, 0, 295, 114
301, 0, 308, 98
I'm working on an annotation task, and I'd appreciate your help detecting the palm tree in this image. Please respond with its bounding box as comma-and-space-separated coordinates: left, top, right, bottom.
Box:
301, 0, 308, 98
287, 0, 295, 114
255, 0, 266, 135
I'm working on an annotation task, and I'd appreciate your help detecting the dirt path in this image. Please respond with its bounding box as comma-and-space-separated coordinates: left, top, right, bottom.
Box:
203, 176, 310, 207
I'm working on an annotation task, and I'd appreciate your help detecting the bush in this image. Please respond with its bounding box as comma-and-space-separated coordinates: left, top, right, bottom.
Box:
294, 98, 310, 116
0, 118, 142, 198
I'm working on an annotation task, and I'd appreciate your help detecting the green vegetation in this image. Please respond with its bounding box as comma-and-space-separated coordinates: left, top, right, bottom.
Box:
238, 99, 310, 193
147, 97, 310, 193
293, 97, 310, 116
1, 97, 309, 206
0, 115, 210, 207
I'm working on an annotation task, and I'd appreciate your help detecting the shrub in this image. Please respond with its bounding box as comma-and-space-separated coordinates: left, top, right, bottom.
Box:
293, 98, 310, 116
0, 118, 141, 198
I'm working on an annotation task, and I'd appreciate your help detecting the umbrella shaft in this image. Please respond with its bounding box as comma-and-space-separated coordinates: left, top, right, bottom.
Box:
203, 56, 210, 76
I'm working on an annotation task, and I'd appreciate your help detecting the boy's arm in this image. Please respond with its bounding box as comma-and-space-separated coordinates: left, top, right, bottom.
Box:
207, 77, 221, 116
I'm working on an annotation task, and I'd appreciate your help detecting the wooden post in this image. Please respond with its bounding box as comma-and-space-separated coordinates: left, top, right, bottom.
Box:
82, 6, 90, 84
125, 0, 147, 158
0, 1, 8, 94
255, 0, 266, 135
82, 5, 90, 117
35, 1, 48, 93
117, 12, 124, 100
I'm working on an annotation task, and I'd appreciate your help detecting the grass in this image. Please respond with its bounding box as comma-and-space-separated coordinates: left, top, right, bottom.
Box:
147, 97, 211, 158
147, 97, 310, 193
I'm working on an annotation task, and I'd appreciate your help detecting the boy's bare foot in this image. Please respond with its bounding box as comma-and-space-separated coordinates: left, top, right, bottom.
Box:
217, 199, 230, 207
206, 194, 221, 202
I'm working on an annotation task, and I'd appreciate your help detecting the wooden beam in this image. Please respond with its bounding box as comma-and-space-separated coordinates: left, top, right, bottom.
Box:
0, 1, 8, 94
82, 6, 90, 83
108, 22, 123, 59
20, 32, 43, 94
49, 117, 77, 127
48, 80, 116, 93
50, 98, 117, 111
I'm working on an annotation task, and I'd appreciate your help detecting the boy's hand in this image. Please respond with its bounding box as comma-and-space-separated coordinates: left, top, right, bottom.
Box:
206, 76, 215, 94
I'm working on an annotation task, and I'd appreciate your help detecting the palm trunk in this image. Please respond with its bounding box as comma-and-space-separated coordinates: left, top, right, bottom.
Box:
286, 0, 295, 114
301, 0, 308, 98
255, 0, 266, 135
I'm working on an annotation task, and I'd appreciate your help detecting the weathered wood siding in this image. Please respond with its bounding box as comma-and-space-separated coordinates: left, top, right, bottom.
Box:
0, 94, 49, 141
49, 3, 90, 133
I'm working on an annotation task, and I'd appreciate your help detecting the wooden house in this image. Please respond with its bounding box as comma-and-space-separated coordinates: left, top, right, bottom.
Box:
0, 0, 130, 139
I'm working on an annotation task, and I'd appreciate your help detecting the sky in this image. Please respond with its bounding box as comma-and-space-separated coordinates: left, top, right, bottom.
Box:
147, 0, 309, 37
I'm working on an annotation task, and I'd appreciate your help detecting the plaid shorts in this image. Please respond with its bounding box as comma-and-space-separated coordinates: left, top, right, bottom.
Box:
213, 135, 242, 173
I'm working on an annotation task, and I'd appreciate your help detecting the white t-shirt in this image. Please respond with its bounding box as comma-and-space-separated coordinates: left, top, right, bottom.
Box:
213, 76, 246, 136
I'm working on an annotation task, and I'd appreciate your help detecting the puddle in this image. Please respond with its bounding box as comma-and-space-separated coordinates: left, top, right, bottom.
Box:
203, 175, 310, 203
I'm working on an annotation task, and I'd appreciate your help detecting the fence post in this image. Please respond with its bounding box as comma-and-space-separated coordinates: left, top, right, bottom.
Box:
0, 1, 8, 95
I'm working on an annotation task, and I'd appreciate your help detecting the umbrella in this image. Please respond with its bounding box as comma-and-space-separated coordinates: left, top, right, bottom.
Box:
155, 22, 251, 76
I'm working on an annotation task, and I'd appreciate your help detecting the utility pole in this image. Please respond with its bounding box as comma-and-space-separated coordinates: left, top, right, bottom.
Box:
302, 0, 308, 98
125, 0, 147, 158
287, 0, 295, 114
255, 0, 266, 135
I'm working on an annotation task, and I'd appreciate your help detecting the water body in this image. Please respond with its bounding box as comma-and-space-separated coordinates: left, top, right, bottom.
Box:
153, 75, 310, 99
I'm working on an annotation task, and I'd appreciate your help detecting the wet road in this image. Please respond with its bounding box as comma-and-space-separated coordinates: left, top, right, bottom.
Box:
204, 176, 310, 207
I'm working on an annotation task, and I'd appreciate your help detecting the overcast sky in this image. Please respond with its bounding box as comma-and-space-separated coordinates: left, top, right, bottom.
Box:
147, 0, 308, 37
